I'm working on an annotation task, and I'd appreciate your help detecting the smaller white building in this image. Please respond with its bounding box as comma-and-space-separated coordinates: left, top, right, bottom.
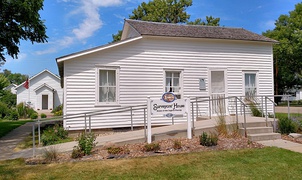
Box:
3, 84, 17, 94
16, 70, 63, 110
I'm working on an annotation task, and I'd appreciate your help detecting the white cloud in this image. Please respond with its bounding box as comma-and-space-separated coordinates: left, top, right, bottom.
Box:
6, 53, 27, 63
36, 0, 123, 55
262, 20, 275, 31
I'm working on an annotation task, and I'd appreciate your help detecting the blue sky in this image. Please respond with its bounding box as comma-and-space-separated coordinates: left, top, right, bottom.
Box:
1, 0, 301, 77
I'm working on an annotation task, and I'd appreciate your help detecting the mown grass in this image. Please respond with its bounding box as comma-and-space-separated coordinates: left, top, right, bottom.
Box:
0, 147, 302, 179
0, 120, 32, 138
276, 113, 302, 120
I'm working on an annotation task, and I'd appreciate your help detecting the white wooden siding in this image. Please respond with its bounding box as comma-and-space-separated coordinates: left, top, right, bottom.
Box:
63, 37, 274, 130
16, 71, 63, 110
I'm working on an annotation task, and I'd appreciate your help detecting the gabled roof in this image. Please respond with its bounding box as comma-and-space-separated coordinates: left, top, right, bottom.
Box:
3, 84, 17, 91
34, 83, 56, 92
15, 69, 60, 90
124, 19, 278, 43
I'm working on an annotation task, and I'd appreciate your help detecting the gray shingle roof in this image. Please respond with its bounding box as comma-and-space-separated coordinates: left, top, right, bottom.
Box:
126, 19, 278, 43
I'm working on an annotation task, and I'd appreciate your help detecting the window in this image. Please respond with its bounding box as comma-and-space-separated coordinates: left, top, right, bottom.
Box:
244, 73, 257, 99
97, 68, 118, 104
165, 71, 181, 99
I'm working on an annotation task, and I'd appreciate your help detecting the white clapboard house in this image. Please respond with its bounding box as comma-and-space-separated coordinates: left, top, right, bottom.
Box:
16, 69, 63, 111
56, 19, 277, 131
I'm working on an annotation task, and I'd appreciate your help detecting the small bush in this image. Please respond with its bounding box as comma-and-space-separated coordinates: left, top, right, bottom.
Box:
41, 124, 69, 146
42, 146, 58, 162
71, 146, 84, 159
173, 140, 182, 149
107, 147, 123, 154
9, 110, 19, 120
41, 113, 47, 118
278, 117, 298, 135
78, 133, 97, 155
30, 113, 38, 119
200, 132, 218, 147
144, 143, 160, 152
0, 102, 9, 119
52, 104, 63, 116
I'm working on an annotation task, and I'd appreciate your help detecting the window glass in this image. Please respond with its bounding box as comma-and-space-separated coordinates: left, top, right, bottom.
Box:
245, 73, 256, 98
99, 69, 116, 103
165, 71, 181, 98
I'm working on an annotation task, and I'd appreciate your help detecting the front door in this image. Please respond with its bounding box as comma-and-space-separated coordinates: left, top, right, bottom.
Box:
210, 70, 226, 115
42, 95, 48, 110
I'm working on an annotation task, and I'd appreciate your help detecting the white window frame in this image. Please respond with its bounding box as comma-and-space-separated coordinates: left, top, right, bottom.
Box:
243, 71, 258, 99
95, 66, 119, 106
163, 69, 183, 99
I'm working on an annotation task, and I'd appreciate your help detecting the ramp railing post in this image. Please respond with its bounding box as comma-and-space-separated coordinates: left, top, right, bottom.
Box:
130, 107, 133, 131
38, 119, 41, 145
32, 122, 35, 157
144, 108, 147, 142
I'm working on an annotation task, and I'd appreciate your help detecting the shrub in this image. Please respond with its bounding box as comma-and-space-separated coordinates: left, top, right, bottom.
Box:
42, 146, 58, 162
78, 133, 96, 155
173, 140, 182, 149
16, 103, 26, 118
41, 124, 69, 146
278, 117, 298, 135
52, 104, 63, 116
41, 113, 47, 118
144, 143, 160, 152
0, 102, 9, 119
30, 113, 38, 119
9, 110, 19, 120
199, 132, 218, 147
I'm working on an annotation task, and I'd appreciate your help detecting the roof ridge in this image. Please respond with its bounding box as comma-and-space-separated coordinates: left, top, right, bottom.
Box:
125, 19, 244, 30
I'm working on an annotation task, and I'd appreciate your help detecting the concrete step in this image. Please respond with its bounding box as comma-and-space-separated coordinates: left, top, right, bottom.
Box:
239, 121, 272, 128
239, 127, 273, 135
248, 133, 281, 141
196, 116, 209, 121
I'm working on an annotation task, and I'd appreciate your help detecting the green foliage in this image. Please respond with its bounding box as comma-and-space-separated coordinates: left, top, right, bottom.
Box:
40, 113, 47, 118
249, 103, 263, 117
0, 102, 9, 119
1, 69, 27, 85
144, 143, 160, 152
9, 110, 19, 120
77, 133, 97, 155
30, 113, 38, 119
263, 3, 302, 94
0, 90, 16, 108
199, 132, 218, 147
0, 74, 9, 90
278, 117, 298, 134
187, 16, 220, 26
52, 104, 63, 116
0, 0, 48, 62
41, 124, 69, 146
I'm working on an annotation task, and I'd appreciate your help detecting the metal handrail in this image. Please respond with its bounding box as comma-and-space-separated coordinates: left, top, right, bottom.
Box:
265, 96, 277, 132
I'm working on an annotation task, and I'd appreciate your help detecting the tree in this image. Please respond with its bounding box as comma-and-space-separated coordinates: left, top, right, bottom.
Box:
263, 3, 302, 95
0, 74, 9, 90
112, 0, 220, 42
1, 69, 27, 85
187, 16, 220, 26
0, 0, 48, 63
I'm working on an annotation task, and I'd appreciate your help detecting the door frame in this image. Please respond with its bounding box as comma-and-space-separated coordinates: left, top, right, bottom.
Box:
208, 68, 228, 115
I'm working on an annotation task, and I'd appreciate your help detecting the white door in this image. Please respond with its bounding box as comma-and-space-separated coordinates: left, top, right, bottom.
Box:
210, 71, 226, 115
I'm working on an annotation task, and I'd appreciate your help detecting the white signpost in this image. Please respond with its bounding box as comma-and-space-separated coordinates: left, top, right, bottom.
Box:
147, 93, 192, 143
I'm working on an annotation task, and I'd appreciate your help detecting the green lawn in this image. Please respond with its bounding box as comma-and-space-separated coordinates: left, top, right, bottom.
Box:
0, 120, 32, 138
0, 147, 302, 179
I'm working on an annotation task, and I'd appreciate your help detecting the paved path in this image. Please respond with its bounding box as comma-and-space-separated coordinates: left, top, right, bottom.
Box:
1, 116, 302, 160
0, 122, 35, 160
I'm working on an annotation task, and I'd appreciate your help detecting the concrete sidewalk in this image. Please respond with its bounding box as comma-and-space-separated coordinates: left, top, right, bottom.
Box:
1, 116, 302, 160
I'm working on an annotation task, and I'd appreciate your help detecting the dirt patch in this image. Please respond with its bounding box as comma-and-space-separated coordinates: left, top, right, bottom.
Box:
25, 135, 264, 165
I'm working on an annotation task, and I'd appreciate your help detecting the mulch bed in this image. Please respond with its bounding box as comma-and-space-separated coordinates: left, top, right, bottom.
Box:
25, 135, 264, 165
